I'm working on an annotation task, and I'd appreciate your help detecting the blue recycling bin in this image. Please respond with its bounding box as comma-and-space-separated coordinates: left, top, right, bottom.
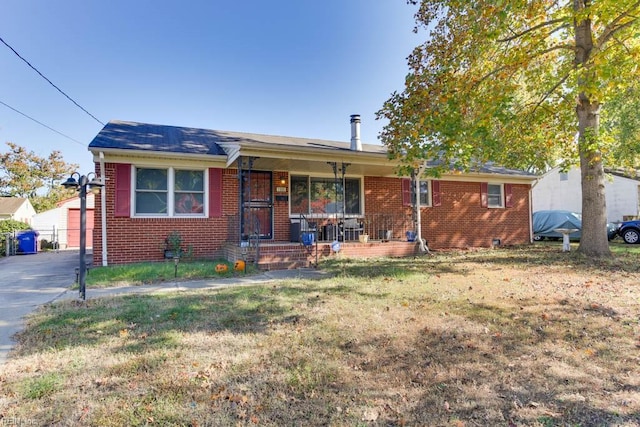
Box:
17, 230, 39, 254
301, 232, 315, 246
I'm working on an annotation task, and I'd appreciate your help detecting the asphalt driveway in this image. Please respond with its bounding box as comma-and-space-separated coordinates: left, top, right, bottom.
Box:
0, 250, 80, 364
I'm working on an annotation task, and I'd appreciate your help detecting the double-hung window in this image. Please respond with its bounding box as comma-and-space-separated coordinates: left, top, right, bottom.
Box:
419, 180, 431, 206
481, 182, 513, 208
403, 179, 440, 207
487, 183, 503, 208
134, 167, 205, 216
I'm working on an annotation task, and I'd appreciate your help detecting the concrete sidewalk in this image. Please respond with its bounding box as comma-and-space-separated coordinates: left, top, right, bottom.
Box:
54, 267, 331, 301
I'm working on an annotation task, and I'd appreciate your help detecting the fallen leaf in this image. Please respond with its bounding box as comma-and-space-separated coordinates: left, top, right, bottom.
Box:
362, 408, 379, 421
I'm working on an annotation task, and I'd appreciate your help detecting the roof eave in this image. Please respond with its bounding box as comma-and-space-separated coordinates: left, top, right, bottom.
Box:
90, 147, 227, 163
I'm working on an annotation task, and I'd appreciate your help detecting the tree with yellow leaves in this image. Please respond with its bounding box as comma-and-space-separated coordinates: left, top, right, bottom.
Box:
379, 1, 640, 257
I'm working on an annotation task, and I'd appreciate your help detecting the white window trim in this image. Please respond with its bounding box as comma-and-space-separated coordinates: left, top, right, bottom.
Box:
132, 166, 208, 218
487, 183, 504, 208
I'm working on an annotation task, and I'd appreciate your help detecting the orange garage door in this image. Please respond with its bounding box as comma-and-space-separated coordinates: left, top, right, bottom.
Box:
67, 209, 95, 248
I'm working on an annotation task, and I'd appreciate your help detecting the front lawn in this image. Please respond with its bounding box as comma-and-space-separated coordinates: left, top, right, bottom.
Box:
1, 245, 639, 426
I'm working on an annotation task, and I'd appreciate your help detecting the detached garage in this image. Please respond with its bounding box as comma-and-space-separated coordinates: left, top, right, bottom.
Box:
32, 194, 95, 249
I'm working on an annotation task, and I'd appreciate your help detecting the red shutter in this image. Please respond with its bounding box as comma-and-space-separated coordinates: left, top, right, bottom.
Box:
432, 180, 441, 207
480, 182, 488, 208
114, 164, 131, 217
505, 183, 513, 208
401, 178, 412, 206
209, 168, 223, 217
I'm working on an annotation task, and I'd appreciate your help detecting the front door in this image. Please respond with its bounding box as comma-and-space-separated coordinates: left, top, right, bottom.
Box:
241, 170, 273, 239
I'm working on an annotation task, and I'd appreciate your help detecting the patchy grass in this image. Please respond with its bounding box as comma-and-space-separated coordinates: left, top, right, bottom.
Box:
1, 244, 640, 426
85, 259, 254, 288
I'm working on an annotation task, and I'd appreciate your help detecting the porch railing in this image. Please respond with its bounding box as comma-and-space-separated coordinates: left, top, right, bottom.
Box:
225, 212, 414, 244
302, 212, 413, 242
361, 213, 414, 242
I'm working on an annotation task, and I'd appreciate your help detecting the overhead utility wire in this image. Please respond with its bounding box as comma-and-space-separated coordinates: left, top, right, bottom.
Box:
0, 35, 105, 126
0, 99, 86, 147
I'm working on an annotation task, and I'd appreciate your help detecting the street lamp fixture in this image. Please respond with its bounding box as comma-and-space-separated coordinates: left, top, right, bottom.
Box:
61, 172, 104, 300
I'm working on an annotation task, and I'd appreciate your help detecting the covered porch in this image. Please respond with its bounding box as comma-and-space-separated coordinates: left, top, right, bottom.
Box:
223, 207, 420, 269
217, 119, 426, 269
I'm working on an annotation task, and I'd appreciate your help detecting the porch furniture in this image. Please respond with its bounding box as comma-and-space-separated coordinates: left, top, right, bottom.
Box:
342, 219, 363, 241
323, 219, 363, 241
324, 223, 339, 241
290, 218, 317, 243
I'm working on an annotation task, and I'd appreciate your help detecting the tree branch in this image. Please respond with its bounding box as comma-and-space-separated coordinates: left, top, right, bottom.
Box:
596, 1, 640, 49
498, 18, 567, 42
611, 33, 634, 55
527, 71, 573, 117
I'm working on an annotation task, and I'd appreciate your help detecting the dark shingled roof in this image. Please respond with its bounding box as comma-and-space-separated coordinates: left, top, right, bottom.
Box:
89, 121, 227, 156
423, 159, 537, 177
88, 120, 536, 178
89, 120, 388, 155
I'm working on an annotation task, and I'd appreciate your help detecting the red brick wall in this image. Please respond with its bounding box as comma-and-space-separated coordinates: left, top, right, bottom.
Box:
420, 180, 531, 248
94, 164, 531, 265
93, 164, 240, 265
364, 177, 531, 249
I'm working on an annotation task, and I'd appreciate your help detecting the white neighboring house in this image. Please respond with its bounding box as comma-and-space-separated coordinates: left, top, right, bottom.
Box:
32, 194, 95, 249
0, 197, 36, 224
533, 166, 640, 223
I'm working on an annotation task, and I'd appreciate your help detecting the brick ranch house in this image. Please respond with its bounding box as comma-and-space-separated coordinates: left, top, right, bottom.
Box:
87, 117, 536, 269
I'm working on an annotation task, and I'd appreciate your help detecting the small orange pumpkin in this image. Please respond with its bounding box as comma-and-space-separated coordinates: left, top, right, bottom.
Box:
234, 260, 246, 271
215, 263, 229, 273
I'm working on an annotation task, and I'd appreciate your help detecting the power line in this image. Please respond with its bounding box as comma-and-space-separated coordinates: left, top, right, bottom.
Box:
0, 35, 105, 126
0, 99, 86, 147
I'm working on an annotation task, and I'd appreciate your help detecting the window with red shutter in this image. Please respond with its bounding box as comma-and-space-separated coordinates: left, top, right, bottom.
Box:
480, 182, 488, 208
114, 164, 131, 217
432, 180, 441, 207
505, 183, 513, 208
402, 178, 412, 206
209, 168, 223, 217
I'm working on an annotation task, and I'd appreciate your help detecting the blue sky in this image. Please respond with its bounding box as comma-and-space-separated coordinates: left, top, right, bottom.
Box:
1, 1, 420, 173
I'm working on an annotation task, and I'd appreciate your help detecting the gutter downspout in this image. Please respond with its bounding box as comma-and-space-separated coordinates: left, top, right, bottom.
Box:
529, 177, 540, 244
99, 152, 108, 266
415, 164, 429, 253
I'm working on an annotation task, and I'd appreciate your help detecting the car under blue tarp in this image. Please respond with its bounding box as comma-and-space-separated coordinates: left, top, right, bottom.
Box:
533, 210, 618, 241
533, 210, 582, 240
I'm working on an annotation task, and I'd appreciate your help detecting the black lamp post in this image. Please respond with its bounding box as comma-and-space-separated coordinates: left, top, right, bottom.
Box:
61, 172, 104, 300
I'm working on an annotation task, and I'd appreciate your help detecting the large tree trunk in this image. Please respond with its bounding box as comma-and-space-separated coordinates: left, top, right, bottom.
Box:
576, 102, 610, 257
574, 0, 611, 257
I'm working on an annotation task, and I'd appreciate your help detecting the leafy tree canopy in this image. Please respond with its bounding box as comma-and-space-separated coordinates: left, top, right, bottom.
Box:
0, 142, 79, 212
378, 0, 640, 257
